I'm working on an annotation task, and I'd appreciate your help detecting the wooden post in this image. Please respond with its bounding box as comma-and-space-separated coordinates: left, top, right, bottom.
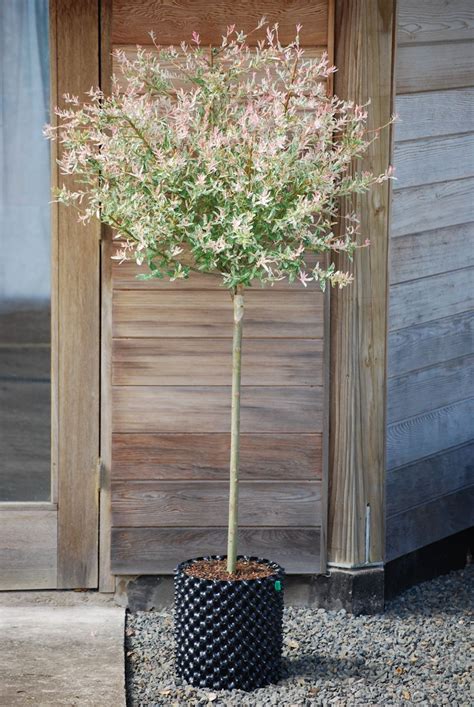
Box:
54, 0, 101, 587
99, 0, 115, 592
328, 0, 396, 569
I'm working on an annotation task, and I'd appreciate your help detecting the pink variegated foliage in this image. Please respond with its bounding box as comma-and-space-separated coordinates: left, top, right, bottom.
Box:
45, 20, 393, 290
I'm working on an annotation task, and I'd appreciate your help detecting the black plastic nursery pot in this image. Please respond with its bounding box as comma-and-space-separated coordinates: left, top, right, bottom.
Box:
174, 555, 285, 691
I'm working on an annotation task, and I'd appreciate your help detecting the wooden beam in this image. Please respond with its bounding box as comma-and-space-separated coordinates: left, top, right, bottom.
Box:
111, 433, 323, 481
111, 0, 329, 47
54, 0, 101, 588
328, 0, 396, 568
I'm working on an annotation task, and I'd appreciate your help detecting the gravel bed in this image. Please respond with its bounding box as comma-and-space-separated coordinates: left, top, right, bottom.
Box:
126, 566, 473, 705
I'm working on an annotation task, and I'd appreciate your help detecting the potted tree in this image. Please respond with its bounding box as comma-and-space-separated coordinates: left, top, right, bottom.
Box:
46, 21, 391, 692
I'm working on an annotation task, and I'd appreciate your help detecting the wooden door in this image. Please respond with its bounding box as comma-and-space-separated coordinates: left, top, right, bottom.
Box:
0, 0, 103, 591
107, 0, 332, 576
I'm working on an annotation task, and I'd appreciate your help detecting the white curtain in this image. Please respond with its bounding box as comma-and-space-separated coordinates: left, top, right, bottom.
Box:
0, 0, 50, 302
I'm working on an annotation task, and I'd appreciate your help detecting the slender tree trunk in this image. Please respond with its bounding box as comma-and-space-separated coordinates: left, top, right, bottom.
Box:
226, 285, 244, 574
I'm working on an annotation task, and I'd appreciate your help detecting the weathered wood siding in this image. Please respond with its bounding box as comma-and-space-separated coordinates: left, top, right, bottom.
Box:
386, 0, 474, 561
109, 0, 331, 574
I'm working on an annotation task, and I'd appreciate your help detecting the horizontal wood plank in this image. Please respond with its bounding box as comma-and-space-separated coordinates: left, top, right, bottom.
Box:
395, 88, 474, 141
113, 385, 323, 433
0, 509, 57, 590
389, 223, 474, 284
111, 526, 321, 574
113, 290, 324, 338
111, 0, 329, 47
393, 133, 474, 190
391, 178, 474, 238
387, 397, 474, 469
397, 41, 474, 93
388, 310, 474, 377
397, 0, 474, 44
386, 486, 474, 561
112, 433, 323, 480
114, 259, 228, 290
387, 354, 474, 424
112, 255, 323, 290
113, 338, 323, 386
389, 267, 474, 330
386, 442, 474, 517
112, 480, 321, 527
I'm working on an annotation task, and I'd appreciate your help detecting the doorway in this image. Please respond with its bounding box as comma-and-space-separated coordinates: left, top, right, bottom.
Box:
0, 0, 103, 591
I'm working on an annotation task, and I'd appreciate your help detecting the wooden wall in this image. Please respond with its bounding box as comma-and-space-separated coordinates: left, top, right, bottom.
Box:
109, 0, 331, 574
386, 0, 474, 561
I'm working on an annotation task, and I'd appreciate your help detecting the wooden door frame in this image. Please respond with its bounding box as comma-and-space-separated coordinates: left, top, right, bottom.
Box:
0, 0, 105, 591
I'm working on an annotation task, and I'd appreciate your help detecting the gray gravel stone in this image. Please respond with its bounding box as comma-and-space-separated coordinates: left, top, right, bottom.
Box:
126, 566, 473, 706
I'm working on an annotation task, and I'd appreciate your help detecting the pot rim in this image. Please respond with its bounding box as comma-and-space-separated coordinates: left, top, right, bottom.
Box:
175, 554, 285, 585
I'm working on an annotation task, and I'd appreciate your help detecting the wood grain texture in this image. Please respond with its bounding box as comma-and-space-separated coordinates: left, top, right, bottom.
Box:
389, 223, 474, 284
386, 486, 474, 561
328, 0, 395, 567
50, 0, 59, 504
386, 441, 474, 517
111, 0, 329, 47
111, 480, 321, 527
99, 0, 114, 593
391, 177, 474, 237
113, 258, 222, 289
112, 254, 323, 290
387, 354, 474, 424
389, 267, 474, 331
0, 509, 57, 590
393, 133, 474, 190
112, 433, 323, 480
397, 41, 474, 93
111, 526, 321, 574
113, 289, 324, 338
387, 397, 474, 469
55, 0, 100, 588
388, 310, 474, 377
395, 88, 474, 141
113, 386, 323, 433
113, 338, 323, 386
397, 0, 474, 44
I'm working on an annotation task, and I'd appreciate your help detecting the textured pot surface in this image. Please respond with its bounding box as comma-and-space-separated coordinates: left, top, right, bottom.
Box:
174, 555, 285, 691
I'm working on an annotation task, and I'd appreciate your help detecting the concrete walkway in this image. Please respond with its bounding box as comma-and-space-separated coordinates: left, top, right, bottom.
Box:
0, 591, 126, 706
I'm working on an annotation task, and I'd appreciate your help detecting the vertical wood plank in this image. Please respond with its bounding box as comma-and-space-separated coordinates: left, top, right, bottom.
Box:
328, 0, 396, 567
99, 0, 115, 593
55, 0, 100, 588
320, 0, 335, 572
49, 0, 59, 505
